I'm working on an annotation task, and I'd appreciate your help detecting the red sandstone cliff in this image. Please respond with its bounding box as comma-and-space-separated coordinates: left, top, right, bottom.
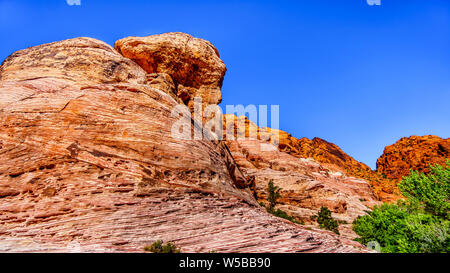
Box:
3, 32, 445, 252
293, 137, 400, 201
377, 135, 450, 180
0, 33, 368, 252
222, 115, 381, 238
221, 115, 400, 202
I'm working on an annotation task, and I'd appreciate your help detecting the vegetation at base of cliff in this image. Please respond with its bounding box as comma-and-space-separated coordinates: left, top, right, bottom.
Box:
144, 240, 181, 253
311, 207, 340, 235
353, 161, 450, 253
270, 208, 302, 224
260, 180, 303, 224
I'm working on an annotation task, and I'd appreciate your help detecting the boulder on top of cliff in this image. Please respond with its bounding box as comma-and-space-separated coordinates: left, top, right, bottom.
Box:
377, 135, 450, 180
115, 32, 226, 108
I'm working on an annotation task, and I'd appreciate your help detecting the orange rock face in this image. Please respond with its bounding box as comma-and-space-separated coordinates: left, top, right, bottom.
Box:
222, 115, 381, 238
222, 115, 399, 202
0, 34, 368, 252
294, 138, 400, 201
376, 135, 450, 180
115, 32, 226, 108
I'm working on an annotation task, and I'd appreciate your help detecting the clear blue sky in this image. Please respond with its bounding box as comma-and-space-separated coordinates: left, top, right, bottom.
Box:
1, 0, 449, 169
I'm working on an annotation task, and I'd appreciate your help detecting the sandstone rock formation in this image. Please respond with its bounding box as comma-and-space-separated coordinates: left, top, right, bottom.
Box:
294, 138, 400, 201
115, 32, 226, 108
222, 115, 399, 202
223, 115, 380, 238
377, 135, 450, 180
0, 34, 367, 252
0, 188, 365, 253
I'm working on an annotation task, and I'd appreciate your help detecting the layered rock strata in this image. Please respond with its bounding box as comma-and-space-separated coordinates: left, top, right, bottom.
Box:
223, 115, 380, 238
0, 34, 367, 252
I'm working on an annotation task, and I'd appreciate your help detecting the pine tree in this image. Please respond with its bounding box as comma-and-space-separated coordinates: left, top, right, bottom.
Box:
267, 180, 281, 212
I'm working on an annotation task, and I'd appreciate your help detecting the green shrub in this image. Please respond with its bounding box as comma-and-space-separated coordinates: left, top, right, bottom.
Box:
260, 180, 302, 224
144, 240, 181, 253
272, 208, 302, 224
352, 203, 449, 253
267, 180, 281, 212
313, 206, 340, 235
353, 161, 450, 253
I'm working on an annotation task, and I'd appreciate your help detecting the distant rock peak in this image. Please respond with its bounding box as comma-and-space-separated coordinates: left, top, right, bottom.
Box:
376, 135, 450, 180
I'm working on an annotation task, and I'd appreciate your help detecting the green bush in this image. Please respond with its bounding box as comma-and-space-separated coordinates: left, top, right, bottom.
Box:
267, 180, 281, 212
261, 180, 302, 224
353, 203, 449, 253
272, 208, 302, 224
313, 206, 340, 235
353, 161, 450, 253
399, 162, 449, 217
144, 240, 181, 253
